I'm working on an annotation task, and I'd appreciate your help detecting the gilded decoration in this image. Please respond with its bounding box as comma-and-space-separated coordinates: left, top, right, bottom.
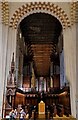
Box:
1, 1, 9, 25
71, 1, 78, 24
9, 2, 71, 29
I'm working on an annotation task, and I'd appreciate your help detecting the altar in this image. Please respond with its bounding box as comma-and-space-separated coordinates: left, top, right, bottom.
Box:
38, 101, 45, 115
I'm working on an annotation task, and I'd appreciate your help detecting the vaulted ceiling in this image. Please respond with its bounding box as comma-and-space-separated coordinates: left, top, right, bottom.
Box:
20, 13, 62, 76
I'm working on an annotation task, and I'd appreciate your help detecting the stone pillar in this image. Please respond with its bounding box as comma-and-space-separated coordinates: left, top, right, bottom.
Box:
0, 1, 11, 118
76, 22, 78, 118
16, 32, 24, 88
60, 50, 66, 88
6, 27, 17, 80
0, 3, 3, 118
63, 26, 76, 117
2, 24, 9, 118
0, 26, 17, 117
15, 32, 20, 87
17, 51, 23, 88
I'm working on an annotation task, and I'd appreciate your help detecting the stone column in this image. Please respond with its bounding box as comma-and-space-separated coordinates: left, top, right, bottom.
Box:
0, 3, 3, 118
0, 27, 17, 117
17, 51, 23, 88
60, 50, 66, 88
0, 1, 11, 118
6, 27, 17, 79
15, 33, 24, 88
2, 24, 9, 118
15, 31, 20, 87
76, 22, 78, 118
63, 26, 76, 117
6, 27, 17, 86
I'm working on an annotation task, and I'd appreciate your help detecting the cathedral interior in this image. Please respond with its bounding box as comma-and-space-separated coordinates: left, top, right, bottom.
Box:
5, 12, 71, 120
0, 1, 78, 120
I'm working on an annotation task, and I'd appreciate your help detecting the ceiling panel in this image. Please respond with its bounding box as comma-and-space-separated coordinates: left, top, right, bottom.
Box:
20, 13, 62, 76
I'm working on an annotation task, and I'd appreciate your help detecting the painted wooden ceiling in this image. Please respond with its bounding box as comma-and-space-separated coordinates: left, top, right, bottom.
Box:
20, 13, 62, 76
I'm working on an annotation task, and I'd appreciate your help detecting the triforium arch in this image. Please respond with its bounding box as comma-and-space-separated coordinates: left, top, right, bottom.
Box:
9, 2, 71, 29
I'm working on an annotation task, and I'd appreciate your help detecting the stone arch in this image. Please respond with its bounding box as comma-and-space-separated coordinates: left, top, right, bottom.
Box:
10, 2, 71, 29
